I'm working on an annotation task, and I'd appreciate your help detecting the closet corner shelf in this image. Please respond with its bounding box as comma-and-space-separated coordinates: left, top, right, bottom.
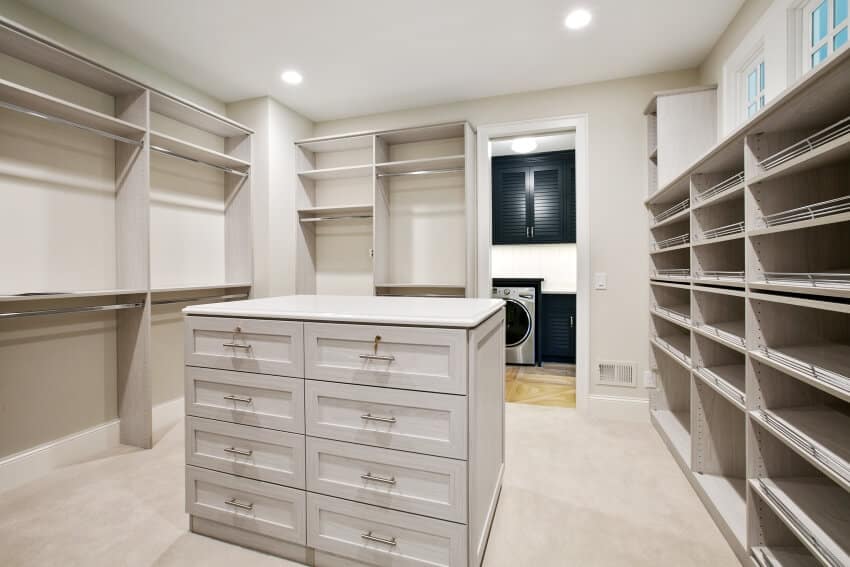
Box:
750, 477, 850, 567
149, 131, 249, 172
751, 407, 850, 491
375, 154, 465, 176
693, 474, 747, 550
297, 164, 372, 180
650, 409, 691, 468
0, 77, 145, 142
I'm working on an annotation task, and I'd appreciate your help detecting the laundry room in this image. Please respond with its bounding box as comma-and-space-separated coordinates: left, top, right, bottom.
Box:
490, 131, 578, 408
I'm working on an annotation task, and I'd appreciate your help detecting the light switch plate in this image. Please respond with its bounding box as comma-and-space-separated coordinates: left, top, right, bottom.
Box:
594, 272, 608, 290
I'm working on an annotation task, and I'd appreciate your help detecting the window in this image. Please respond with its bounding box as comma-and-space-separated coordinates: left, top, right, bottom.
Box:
803, 0, 849, 70
736, 45, 766, 124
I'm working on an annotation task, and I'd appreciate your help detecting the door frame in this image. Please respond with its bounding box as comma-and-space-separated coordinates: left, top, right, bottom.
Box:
476, 115, 590, 411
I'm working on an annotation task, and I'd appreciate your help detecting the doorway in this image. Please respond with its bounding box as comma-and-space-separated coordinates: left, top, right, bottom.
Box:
476, 116, 590, 411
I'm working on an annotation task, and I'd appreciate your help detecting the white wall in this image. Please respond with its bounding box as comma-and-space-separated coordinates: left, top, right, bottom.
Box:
313, 69, 701, 401
492, 245, 576, 293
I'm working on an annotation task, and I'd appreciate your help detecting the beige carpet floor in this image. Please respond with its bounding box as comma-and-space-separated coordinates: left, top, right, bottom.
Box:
0, 404, 739, 566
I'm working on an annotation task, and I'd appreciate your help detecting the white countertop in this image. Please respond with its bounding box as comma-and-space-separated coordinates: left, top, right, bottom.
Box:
184, 295, 505, 328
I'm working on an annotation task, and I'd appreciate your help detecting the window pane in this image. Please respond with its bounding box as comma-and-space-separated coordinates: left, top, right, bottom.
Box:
812, 43, 829, 66
748, 69, 757, 101
836, 26, 849, 49
760, 95, 765, 108
748, 103, 757, 118
837, 0, 849, 25
812, 0, 828, 45
759, 61, 765, 91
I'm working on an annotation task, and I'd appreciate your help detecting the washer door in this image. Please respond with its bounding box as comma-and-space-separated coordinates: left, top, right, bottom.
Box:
504, 299, 532, 347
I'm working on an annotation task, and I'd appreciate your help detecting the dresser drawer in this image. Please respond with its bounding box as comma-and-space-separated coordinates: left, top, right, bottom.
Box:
186, 466, 306, 545
186, 417, 305, 489
304, 323, 467, 394
306, 381, 467, 459
185, 367, 304, 433
185, 316, 303, 377
308, 493, 466, 567
307, 437, 467, 523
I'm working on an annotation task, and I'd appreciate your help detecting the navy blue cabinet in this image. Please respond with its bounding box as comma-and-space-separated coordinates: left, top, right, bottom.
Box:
542, 294, 576, 363
492, 151, 575, 245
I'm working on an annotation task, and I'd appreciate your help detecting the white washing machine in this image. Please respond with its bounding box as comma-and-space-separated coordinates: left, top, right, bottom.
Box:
493, 286, 536, 365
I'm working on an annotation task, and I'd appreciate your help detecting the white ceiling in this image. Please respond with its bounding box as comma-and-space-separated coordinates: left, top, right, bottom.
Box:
21, 0, 744, 121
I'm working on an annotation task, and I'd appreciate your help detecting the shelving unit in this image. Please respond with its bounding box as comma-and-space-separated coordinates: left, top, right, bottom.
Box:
645, 45, 850, 567
0, 17, 253, 453
294, 122, 476, 298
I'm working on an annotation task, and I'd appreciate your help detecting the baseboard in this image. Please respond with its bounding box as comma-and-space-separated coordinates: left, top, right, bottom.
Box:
588, 394, 649, 422
0, 418, 120, 494
0, 397, 185, 494
152, 397, 184, 442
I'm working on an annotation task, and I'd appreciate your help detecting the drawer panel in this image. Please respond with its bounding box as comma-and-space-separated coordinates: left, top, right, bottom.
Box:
307, 493, 466, 567
307, 437, 467, 523
185, 367, 304, 433
186, 466, 306, 545
185, 316, 303, 377
186, 416, 305, 488
306, 381, 467, 459
305, 323, 467, 394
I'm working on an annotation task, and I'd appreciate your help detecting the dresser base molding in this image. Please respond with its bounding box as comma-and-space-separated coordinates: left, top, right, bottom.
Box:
190, 516, 314, 564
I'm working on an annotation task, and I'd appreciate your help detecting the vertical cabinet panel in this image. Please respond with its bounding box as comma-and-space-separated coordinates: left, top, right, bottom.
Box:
541, 294, 576, 362
491, 166, 529, 244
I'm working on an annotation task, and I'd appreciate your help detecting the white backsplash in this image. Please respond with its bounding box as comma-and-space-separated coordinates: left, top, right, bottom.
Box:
491, 244, 577, 292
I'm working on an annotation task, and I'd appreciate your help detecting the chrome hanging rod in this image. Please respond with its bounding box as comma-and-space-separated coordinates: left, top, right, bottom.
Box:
377, 167, 464, 178
150, 145, 249, 177
0, 301, 144, 320
151, 293, 248, 306
300, 215, 373, 223
0, 100, 144, 147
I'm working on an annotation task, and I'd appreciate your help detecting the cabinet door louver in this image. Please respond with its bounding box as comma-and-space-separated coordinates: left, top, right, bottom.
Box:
530, 163, 567, 243
492, 166, 530, 245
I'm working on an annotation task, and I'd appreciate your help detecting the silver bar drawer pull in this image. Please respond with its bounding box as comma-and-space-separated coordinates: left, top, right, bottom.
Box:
361, 413, 397, 424
361, 472, 397, 485
361, 531, 397, 546
224, 498, 254, 511
223, 446, 253, 457
222, 342, 252, 349
359, 354, 395, 362
223, 394, 253, 404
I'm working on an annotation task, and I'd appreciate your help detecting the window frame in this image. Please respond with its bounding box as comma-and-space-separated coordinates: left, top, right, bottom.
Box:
736, 44, 766, 125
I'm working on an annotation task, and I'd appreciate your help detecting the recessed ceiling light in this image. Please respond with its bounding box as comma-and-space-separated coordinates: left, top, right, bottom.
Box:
281, 70, 303, 85
511, 138, 538, 154
564, 9, 592, 30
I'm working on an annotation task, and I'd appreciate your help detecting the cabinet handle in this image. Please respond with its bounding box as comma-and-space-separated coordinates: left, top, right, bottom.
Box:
359, 354, 396, 362
531, 226, 534, 238
570, 316, 574, 328
361, 413, 397, 424
223, 446, 253, 457
222, 342, 252, 350
361, 531, 397, 546
224, 498, 254, 511
223, 394, 253, 404
361, 472, 397, 485
526, 226, 530, 238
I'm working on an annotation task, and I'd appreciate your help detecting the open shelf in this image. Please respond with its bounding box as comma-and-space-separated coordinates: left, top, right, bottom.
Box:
750, 483, 823, 567
693, 332, 745, 409
652, 409, 692, 466
150, 131, 249, 173
0, 288, 148, 303
692, 187, 743, 244
750, 116, 850, 185
149, 91, 250, 138
692, 288, 745, 351
693, 171, 745, 209
375, 283, 466, 298
752, 546, 819, 567
651, 311, 691, 367
0, 77, 145, 142
650, 338, 692, 467
295, 133, 373, 153
749, 296, 850, 403
297, 164, 373, 180
692, 237, 744, 286
375, 154, 464, 176
298, 204, 374, 223
751, 477, 850, 567
650, 283, 690, 327
150, 283, 250, 294
694, 473, 747, 549
649, 198, 689, 227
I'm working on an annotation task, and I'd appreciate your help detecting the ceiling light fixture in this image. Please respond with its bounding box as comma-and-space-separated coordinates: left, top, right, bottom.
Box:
281, 70, 303, 85
564, 9, 592, 30
511, 138, 538, 154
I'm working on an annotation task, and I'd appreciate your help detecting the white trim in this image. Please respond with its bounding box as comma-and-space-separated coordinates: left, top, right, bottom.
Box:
588, 394, 649, 422
0, 397, 184, 494
476, 115, 590, 412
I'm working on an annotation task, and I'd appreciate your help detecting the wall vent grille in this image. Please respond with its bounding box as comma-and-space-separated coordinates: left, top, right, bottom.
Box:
597, 361, 637, 387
